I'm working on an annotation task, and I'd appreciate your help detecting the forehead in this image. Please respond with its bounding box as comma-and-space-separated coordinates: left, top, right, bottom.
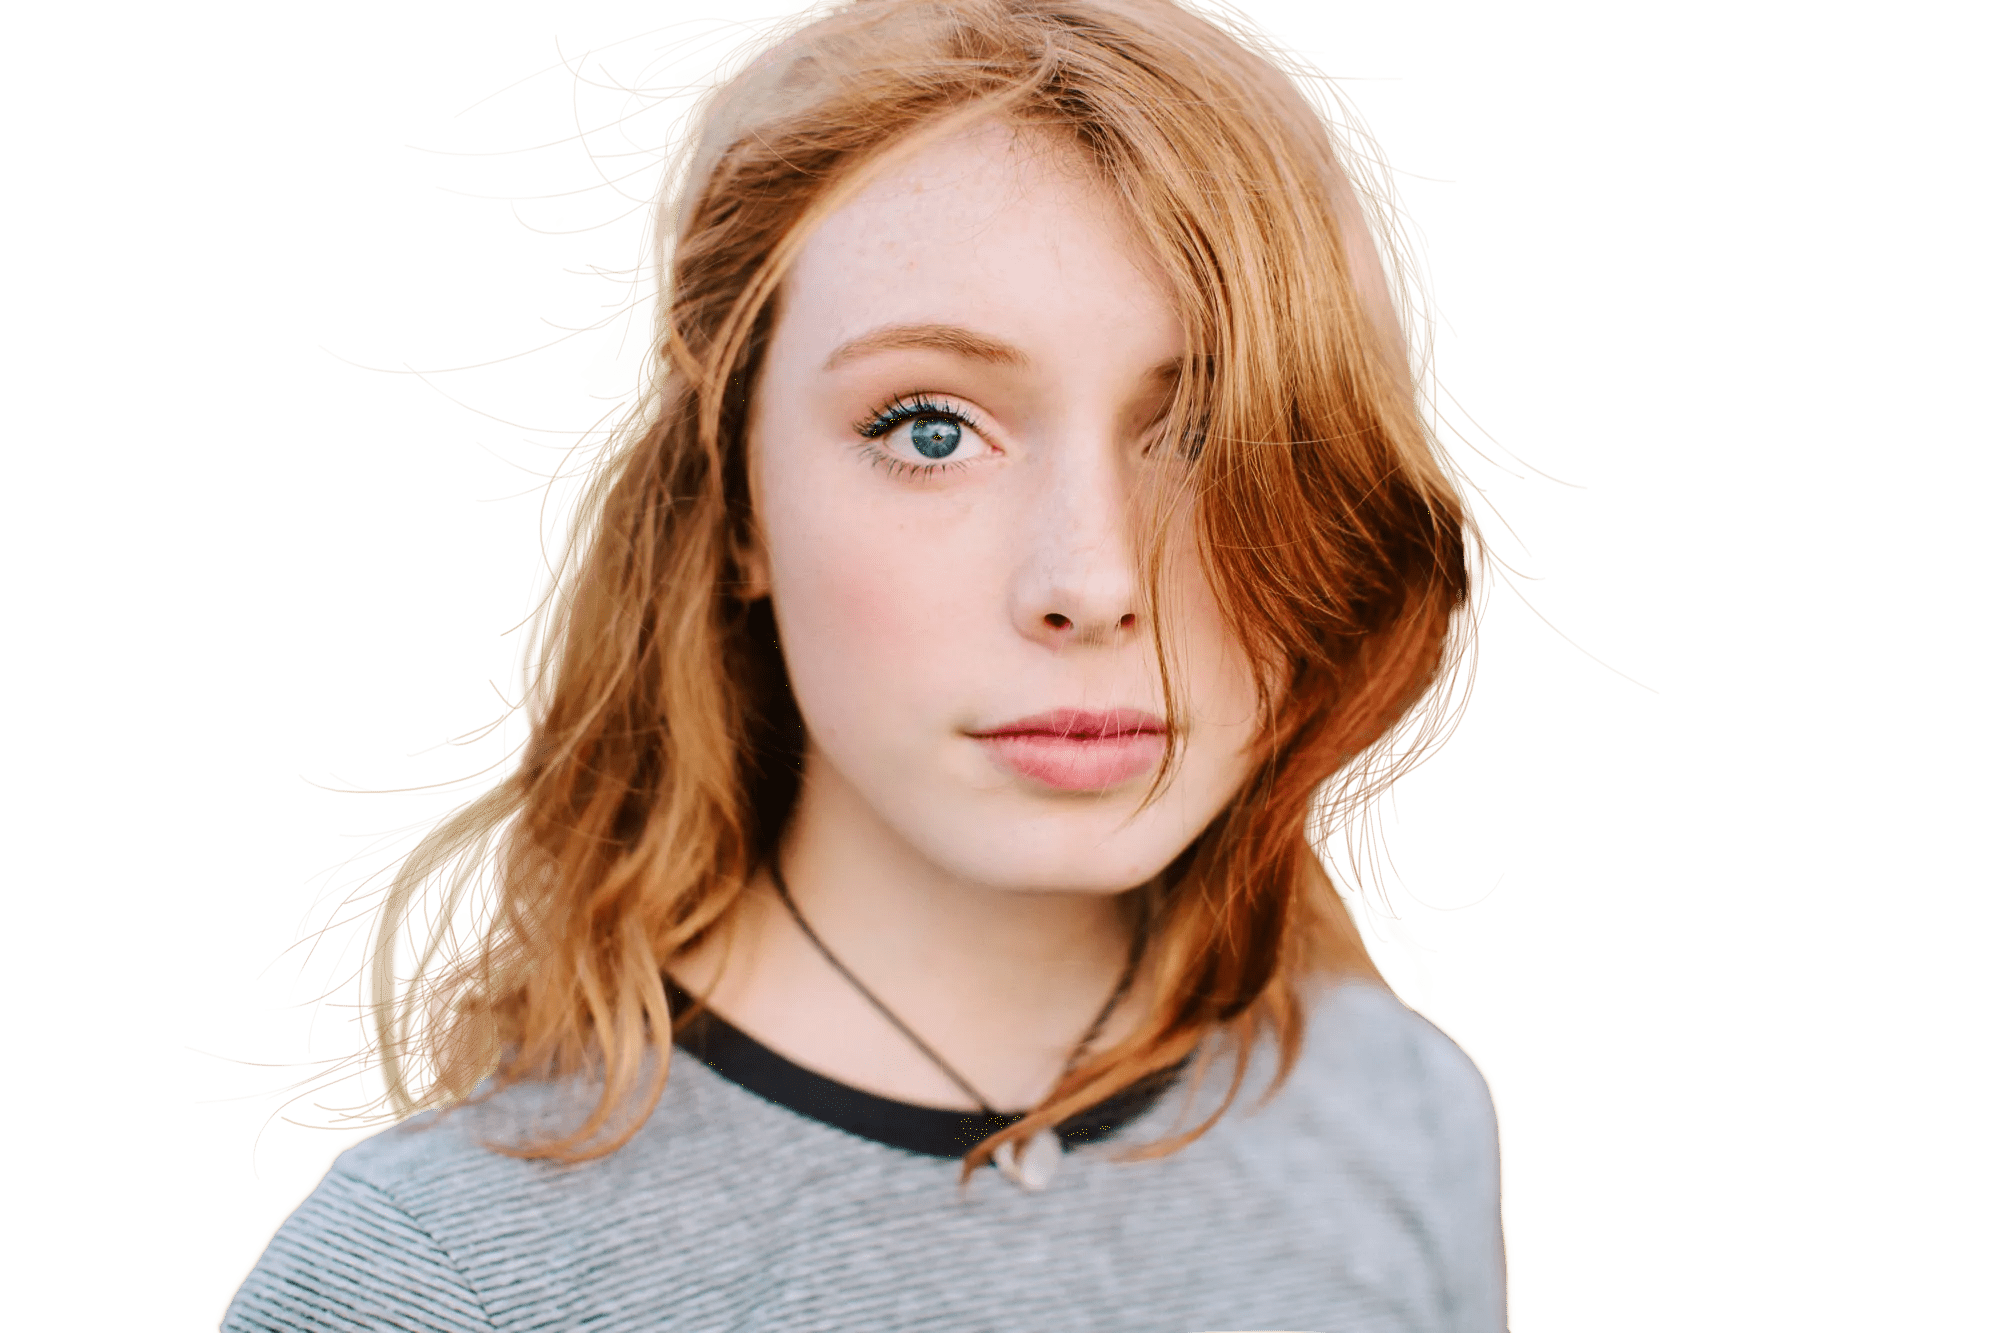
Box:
776, 121, 1181, 366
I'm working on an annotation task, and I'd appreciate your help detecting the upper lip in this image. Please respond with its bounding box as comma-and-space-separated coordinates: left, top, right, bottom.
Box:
967, 708, 1166, 740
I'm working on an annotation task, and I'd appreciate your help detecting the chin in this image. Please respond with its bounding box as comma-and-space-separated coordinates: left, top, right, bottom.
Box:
909, 801, 1203, 895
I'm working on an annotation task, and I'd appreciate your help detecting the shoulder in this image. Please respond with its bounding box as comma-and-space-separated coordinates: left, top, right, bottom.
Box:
321, 1090, 551, 1203
223, 1063, 770, 1331
1269, 979, 1507, 1326
222, 1078, 666, 1332
1268, 979, 1502, 1194
1302, 980, 1499, 1142
222, 1132, 498, 1331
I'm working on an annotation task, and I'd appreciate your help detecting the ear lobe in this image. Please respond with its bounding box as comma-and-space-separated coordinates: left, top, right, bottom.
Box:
731, 522, 772, 601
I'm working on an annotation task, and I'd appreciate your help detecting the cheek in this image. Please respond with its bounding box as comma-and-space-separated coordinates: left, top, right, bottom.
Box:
1186, 655, 1261, 802
758, 477, 991, 747
1186, 604, 1262, 730
1159, 530, 1262, 729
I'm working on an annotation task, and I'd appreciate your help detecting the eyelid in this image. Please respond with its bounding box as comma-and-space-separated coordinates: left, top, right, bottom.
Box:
851, 392, 999, 480
853, 392, 986, 440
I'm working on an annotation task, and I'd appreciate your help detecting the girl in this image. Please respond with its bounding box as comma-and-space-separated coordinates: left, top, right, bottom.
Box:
228, 1, 1503, 1328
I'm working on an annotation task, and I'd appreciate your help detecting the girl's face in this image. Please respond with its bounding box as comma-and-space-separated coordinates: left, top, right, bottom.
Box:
746, 123, 1261, 894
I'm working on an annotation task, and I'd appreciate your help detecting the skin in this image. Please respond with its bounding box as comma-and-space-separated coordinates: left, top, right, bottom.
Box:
673, 123, 1262, 1112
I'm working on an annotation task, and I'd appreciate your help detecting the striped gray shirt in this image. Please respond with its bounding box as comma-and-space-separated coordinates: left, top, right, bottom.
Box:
224, 982, 1504, 1331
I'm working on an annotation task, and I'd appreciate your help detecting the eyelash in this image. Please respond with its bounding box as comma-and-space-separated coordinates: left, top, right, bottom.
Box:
848, 395, 1199, 473
853, 394, 987, 477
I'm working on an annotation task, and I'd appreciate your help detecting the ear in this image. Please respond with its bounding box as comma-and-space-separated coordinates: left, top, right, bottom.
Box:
731, 517, 772, 602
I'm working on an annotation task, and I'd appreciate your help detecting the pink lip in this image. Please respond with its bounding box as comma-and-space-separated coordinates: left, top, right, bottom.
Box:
967, 709, 1168, 792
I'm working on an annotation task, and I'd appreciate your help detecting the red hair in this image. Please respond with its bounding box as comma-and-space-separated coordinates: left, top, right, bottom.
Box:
227, 0, 1504, 1176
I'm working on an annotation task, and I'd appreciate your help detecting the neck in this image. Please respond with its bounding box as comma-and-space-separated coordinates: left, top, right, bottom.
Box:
671, 753, 1142, 1111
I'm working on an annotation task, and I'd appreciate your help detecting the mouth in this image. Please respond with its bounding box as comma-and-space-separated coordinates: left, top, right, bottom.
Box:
966, 708, 1168, 793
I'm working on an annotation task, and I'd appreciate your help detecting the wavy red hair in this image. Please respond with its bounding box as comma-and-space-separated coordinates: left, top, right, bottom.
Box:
370, 0, 1473, 1168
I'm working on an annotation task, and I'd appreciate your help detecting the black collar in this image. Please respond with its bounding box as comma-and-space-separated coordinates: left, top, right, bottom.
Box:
666, 979, 1183, 1160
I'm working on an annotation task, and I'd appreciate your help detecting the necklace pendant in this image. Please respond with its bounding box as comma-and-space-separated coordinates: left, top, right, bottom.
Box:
996, 1127, 1063, 1192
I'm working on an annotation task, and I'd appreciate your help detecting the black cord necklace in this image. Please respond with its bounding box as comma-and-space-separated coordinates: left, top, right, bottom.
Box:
767, 861, 1148, 1190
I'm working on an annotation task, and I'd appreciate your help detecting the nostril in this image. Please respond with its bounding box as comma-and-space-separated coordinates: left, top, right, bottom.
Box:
1118, 613, 1137, 630
1044, 613, 1072, 630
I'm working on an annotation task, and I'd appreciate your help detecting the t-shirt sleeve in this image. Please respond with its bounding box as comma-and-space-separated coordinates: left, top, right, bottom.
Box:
222, 1168, 494, 1332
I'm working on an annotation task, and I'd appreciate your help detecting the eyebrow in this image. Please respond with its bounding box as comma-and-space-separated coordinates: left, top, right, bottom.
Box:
822, 323, 1030, 371
822, 322, 1187, 406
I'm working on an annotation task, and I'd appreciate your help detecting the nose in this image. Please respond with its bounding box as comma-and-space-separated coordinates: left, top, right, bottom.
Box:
1011, 439, 1143, 651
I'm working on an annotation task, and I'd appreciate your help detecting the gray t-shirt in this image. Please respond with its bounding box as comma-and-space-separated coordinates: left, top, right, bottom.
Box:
224, 981, 1504, 1331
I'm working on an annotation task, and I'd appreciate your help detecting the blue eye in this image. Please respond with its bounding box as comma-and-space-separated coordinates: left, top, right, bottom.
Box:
854, 394, 987, 472
908, 416, 961, 459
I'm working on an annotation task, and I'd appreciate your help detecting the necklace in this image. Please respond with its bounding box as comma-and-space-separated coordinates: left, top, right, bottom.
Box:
768, 862, 1147, 1192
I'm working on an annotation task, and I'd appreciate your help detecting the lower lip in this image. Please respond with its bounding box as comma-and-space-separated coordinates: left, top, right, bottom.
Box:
973, 732, 1167, 792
